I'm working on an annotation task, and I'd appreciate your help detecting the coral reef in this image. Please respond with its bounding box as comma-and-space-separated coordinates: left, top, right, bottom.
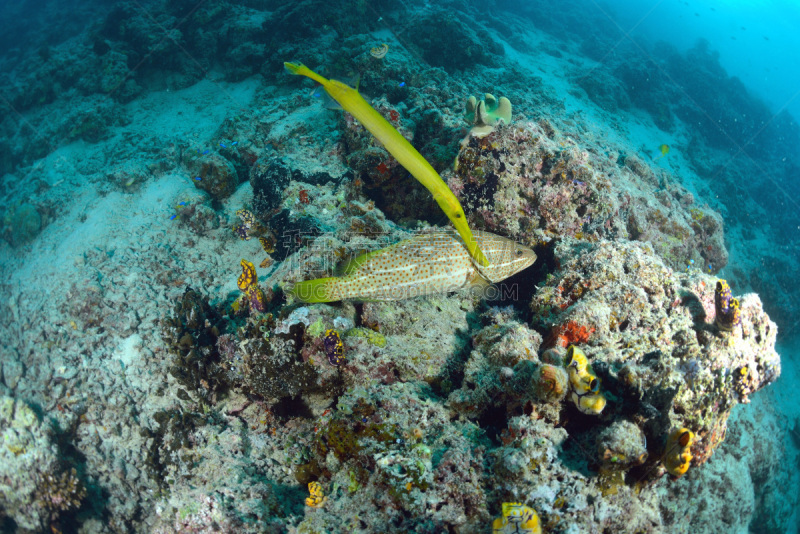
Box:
0, 396, 86, 531
0, 0, 794, 532
449, 119, 729, 273
449, 122, 728, 269
1, 201, 42, 247
529, 238, 780, 475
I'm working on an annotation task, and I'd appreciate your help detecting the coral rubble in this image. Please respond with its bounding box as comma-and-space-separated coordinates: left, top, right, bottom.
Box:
0, 396, 86, 530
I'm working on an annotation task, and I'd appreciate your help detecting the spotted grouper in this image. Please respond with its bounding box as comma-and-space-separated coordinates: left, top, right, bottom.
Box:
290, 229, 536, 303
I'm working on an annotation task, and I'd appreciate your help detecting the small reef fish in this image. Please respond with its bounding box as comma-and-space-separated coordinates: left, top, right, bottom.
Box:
290, 229, 536, 303
654, 144, 670, 161
491, 502, 541, 534
284, 61, 489, 267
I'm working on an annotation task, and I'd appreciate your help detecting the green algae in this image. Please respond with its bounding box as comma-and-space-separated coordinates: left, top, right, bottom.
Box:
345, 327, 387, 348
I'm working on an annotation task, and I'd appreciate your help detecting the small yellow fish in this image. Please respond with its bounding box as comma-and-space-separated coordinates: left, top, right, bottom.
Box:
655, 143, 670, 160
290, 229, 536, 303
491, 502, 541, 534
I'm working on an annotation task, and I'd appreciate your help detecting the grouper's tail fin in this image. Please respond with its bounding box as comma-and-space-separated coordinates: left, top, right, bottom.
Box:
289, 277, 340, 303
284, 62, 329, 86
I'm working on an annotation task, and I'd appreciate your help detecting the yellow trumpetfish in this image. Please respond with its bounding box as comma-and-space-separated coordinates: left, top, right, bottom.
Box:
284, 61, 489, 267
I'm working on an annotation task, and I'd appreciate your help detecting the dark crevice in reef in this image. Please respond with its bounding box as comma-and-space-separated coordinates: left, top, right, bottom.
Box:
430, 325, 475, 399
272, 396, 315, 419
484, 239, 557, 323
476, 404, 509, 446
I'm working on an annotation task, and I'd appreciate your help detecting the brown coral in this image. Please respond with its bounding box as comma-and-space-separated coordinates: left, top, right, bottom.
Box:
33, 468, 87, 525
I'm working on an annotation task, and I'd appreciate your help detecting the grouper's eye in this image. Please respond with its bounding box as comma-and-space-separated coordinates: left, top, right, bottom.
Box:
515, 249, 524, 256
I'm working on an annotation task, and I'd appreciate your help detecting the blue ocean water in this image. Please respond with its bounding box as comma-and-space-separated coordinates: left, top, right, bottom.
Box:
600, 0, 800, 122
0, 0, 798, 532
